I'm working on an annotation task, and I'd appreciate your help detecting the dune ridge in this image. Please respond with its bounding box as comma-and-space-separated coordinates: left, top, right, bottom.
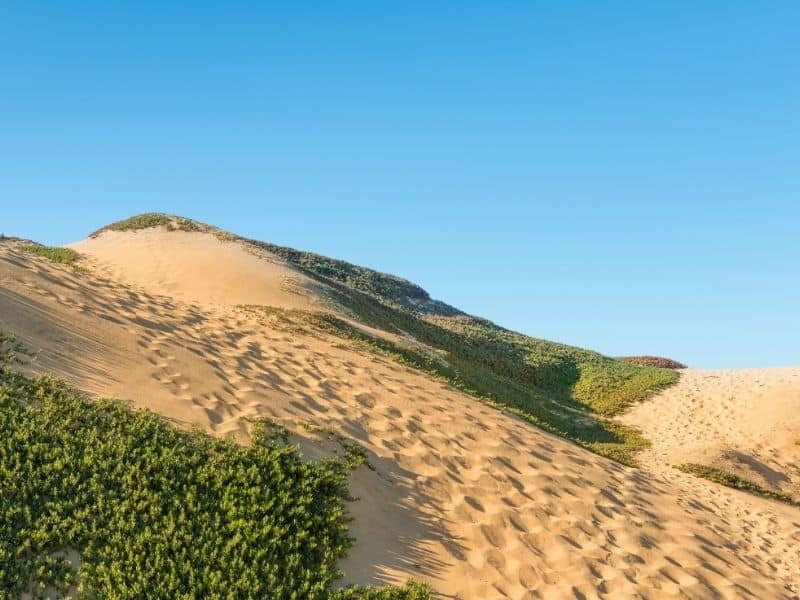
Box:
1, 228, 799, 598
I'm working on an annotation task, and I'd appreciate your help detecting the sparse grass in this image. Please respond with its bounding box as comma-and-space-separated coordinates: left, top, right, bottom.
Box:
617, 356, 687, 369
91, 212, 173, 235
20, 244, 80, 266
299, 421, 375, 471
171, 217, 205, 232
90, 213, 214, 237
0, 333, 429, 599
677, 463, 799, 506
235, 304, 313, 334
213, 229, 238, 243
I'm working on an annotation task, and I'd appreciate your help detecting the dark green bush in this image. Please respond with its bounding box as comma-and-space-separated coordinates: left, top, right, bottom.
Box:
0, 334, 429, 599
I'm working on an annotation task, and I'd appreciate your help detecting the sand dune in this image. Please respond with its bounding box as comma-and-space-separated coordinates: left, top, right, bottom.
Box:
2, 233, 799, 598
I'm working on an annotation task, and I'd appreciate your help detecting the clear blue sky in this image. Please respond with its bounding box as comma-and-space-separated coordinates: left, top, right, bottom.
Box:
1, 2, 798, 368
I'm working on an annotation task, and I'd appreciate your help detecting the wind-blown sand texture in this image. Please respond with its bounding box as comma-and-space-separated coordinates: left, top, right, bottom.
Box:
1, 230, 798, 598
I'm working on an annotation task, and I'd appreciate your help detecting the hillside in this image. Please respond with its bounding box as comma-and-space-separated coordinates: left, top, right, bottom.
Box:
1, 214, 798, 598
77, 213, 679, 465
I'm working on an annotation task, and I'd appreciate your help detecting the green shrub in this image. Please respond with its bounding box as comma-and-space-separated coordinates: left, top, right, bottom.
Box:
331, 581, 433, 599
617, 356, 687, 369
0, 334, 429, 599
297, 421, 375, 471
20, 244, 80, 265
91, 213, 173, 236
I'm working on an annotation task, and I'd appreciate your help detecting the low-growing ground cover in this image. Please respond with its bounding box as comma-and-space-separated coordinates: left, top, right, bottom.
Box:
677, 463, 799, 506
330, 582, 432, 600
91, 213, 208, 236
0, 333, 430, 599
19, 244, 80, 266
617, 356, 687, 369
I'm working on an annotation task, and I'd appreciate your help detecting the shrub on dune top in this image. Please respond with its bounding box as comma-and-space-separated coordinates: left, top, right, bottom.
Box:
617, 356, 687, 369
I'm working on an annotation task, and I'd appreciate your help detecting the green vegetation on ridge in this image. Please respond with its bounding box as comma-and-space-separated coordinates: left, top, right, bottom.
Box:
91, 213, 208, 237
245, 239, 460, 315
0, 333, 430, 599
238, 230, 678, 464
677, 463, 799, 506
617, 356, 687, 369
241, 292, 677, 465
20, 244, 80, 266
318, 281, 678, 465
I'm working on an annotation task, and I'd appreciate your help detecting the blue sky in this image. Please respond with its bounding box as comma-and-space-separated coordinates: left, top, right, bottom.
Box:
1, 2, 798, 368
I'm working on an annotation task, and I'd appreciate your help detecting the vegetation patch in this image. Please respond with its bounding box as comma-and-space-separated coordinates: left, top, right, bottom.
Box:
91, 212, 173, 235
241, 301, 674, 466
20, 244, 80, 266
0, 333, 429, 599
235, 304, 315, 335
299, 422, 376, 471
90, 213, 215, 237
331, 581, 432, 599
617, 356, 687, 369
677, 463, 799, 506
323, 287, 677, 464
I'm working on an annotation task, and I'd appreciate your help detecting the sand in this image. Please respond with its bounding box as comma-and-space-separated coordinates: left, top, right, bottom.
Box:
621, 366, 800, 508
2, 230, 799, 599
70, 229, 325, 311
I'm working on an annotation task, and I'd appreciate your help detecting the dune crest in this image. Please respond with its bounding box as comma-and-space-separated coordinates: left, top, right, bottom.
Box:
70, 228, 325, 311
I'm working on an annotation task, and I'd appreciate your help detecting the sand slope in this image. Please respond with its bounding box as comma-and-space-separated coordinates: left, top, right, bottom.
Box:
2, 233, 799, 598
621, 367, 800, 501
69, 229, 325, 311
